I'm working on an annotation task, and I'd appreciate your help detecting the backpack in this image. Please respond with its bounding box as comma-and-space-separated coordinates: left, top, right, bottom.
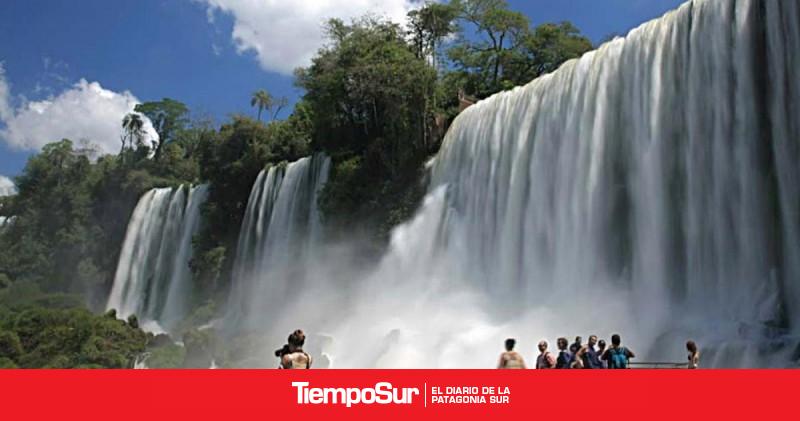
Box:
537, 352, 554, 369
610, 347, 628, 369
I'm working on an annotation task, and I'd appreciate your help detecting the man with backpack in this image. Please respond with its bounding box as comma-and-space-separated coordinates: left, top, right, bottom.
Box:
535, 340, 556, 369
602, 334, 635, 369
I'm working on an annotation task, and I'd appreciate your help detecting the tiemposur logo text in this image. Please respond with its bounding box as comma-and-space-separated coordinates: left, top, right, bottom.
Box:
293, 382, 420, 408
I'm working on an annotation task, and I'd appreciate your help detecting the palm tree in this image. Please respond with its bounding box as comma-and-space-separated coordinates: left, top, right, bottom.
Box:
251, 89, 289, 122
251, 90, 272, 122
269, 96, 289, 121
122, 113, 144, 151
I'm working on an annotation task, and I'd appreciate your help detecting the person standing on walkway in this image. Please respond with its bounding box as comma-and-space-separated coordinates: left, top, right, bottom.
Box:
596, 339, 608, 368
602, 334, 635, 369
278, 329, 312, 369
498, 338, 527, 369
687, 340, 700, 369
555, 337, 572, 369
576, 335, 603, 369
536, 340, 556, 369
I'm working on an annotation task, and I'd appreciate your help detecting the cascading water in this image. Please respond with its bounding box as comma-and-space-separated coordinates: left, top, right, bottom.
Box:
233, 0, 798, 368
107, 184, 209, 333
225, 155, 331, 332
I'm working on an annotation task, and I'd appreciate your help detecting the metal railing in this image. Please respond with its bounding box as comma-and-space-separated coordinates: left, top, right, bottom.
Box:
629, 362, 687, 369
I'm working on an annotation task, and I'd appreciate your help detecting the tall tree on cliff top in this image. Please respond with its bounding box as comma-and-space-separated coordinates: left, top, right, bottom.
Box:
448, 0, 530, 96
134, 98, 189, 160
446, 0, 591, 98
295, 17, 436, 234
408, 2, 461, 71
508, 21, 593, 83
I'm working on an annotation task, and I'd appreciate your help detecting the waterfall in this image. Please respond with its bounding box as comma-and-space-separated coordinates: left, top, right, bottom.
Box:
391, 0, 799, 366
107, 184, 209, 333
258, 0, 799, 368
226, 154, 331, 331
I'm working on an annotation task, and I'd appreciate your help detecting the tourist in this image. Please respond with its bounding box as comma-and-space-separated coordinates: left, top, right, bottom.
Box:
536, 340, 556, 369
555, 337, 572, 369
568, 336, 582, 367
576, 335, 603, 369
602, 334, 635, 369
597, 339, 608, 368
278, 329, 312, 369
570, 336, 582, 354
687, 340, 700, 369
498, 338, 527, 369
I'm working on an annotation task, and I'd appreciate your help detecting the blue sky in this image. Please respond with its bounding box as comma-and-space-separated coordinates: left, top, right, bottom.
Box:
0, 0, 686, 179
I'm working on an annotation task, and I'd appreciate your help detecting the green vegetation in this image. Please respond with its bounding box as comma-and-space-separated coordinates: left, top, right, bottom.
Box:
0, 0, 591, 367
0, 282, 147, 368
296, 17, 437, 245
134, 98, 190, 160
444, 0, 593, 104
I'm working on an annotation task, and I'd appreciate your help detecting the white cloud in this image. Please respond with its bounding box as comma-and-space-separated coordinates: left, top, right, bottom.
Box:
0, 175, 15, 197
0, 72, 158, 156
199, 0, 419, 74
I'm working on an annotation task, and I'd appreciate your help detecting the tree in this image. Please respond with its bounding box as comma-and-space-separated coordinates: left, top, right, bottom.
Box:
251, 90, 289, 122
297, 17, 435, 169
507, 22, 593, 84
447, 0, 530, 96
269, 96, 289, 121
250, 90, 270, 122
408, 1, 461, 121
296, 17, 436, 241
0, 140, 96, 292
121, 113, 144, 153
445, 0, 591, 98
407, 2, 460, 70
134, 99, 189, 160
